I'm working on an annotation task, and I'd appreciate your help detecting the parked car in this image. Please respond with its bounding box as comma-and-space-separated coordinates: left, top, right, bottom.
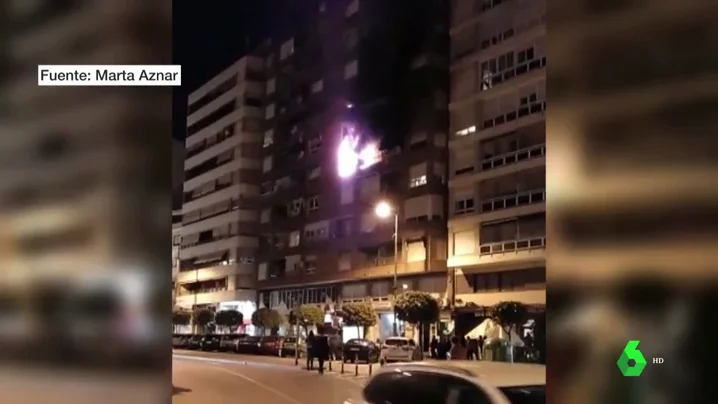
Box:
358, 361, 545, 404
173, 334, 191, 349
379, 337, 422, 364
279, 337, 305, 358
343, 338, 380, 363
236, 336, 262, 354
259, 336, 285, 356
172, 334, 184, 348
187, 335, 203, 350
199, 334, 221, 351
219, 334, 242, 352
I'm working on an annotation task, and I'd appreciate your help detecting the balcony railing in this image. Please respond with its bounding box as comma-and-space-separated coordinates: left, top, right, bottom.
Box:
482, 101, 546, 130
479, 236, 545, 255
480, 143, 545, 171
481, 57, 546, 91
480, 188, 545, 213
178, 287, 227, 296
180, 258, 235, 272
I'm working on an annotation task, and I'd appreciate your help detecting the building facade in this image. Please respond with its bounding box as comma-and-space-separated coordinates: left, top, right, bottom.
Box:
447, 0, 546, 334
255, 0, 449, 341
174, 56, 265, 328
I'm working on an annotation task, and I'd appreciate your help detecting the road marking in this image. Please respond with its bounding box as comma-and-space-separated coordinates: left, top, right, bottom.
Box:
213, 366, 307, 404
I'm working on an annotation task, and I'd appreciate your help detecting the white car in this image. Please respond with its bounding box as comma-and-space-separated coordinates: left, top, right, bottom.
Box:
379, 337, 423, 363
359, 361, 545, 404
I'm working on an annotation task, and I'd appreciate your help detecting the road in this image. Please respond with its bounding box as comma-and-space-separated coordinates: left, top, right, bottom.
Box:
173, 351, 366, 404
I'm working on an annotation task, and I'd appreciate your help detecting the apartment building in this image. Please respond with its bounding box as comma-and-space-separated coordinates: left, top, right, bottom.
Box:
174, 56, 265, 326
447, 0, 546, 333
256, 0, 449, 341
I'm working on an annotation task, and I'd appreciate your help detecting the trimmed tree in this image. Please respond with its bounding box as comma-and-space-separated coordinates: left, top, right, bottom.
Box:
339, 302, 377, 339
192, 308, 215, 334
293, 304, 325, 335
214, 309, 244, 334
394, 291, 440, 348
492, 301, 529, 362
172, 307, 191, 332
251, 307, 284, 336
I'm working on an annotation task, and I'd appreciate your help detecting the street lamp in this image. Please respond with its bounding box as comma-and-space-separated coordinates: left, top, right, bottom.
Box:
375, 200, 399, 336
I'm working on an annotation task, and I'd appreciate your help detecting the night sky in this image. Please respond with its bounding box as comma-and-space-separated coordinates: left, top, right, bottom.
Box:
172, 2, 278, 141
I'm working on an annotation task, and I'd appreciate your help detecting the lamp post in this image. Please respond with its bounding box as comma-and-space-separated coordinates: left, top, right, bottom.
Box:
375, 201, 399, 336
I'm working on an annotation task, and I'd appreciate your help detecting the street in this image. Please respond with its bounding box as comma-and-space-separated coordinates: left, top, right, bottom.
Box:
173, 351, 366, 404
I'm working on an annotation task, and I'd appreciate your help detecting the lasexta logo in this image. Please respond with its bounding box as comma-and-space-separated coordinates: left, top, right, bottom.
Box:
617, 340, 647, 376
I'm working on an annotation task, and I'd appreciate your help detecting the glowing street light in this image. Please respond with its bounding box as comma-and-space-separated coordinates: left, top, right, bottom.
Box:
375, 200, 400, 336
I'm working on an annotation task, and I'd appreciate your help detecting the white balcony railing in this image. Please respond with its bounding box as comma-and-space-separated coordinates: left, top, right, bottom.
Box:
481, 189, 545, 213
480, 143, 545, 171
479, 236, 545, 255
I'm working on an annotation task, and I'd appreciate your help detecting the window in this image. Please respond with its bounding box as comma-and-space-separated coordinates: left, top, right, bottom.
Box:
280, 38, 294, 60
289, 231, 301, 247
263, 129, 274, 148
340, 183, 354, 204
409, 175, 427, 188
456, 125, 476, 137
452, 150, 475, 176
344, 60, 358, 79
238, 256, 254, 264
338, 253, 351, 271
262, 156, 273, 173
308, 137, 322, 153
311, 79, 323, 93
409, 163, 428, 188
266, 78, 276, 94
345, 0, 359, 16
360, 213, 376, 233
304, 255, 317, 274
258, 263, 268, 280
173, 235, 181, 246
307, 196, 319, 212
517, 46, 535, 64
454, 198, 475, 215
308, 166, 321, 180
265, 104, 275, 119
404, 195, 443, 222
260, 209, 270, 223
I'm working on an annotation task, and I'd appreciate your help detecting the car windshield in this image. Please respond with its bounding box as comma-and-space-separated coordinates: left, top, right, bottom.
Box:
384, 339, 408, 346
190, 336, 202, 341
499, 385, 545, 404
347, 339, 366, 345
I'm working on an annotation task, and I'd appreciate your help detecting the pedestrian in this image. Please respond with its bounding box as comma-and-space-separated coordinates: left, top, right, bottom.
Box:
467, 337, 479, 360
305, 331, 315, 370
314, 333, 330, 374
430, 336, 439, 359
477, 335, 485, 360
449, 336, 466, 360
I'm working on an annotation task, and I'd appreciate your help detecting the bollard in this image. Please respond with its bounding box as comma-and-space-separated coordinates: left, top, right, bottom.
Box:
355, 353, 359, 376
341, 360, 345, 374
329, 360, 333, 372
368, 363, 372, 376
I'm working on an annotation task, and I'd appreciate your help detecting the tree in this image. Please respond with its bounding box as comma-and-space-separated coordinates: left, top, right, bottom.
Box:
395, 291, 440, 325
339, 302, 377, 339
214, 309, 244, 333
293, 304, 325, 334
491, 301, 529, 345
192, 308, 215, 334
251, 307, 284, 335
172, 307, 191, 332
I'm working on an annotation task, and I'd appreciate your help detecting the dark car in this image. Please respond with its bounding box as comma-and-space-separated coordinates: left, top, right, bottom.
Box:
259, 336, 285, 356
173, 334, 191, 349
279, 337, 306, 358
200, 335, 221, 351
219, 334, 243, 352
236, 336, 262, 354
343, 338, 380, 363
187, 335, 203, 350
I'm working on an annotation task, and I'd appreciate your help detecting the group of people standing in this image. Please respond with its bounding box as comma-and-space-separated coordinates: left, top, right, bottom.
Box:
430, 335, 486, 360
304, 331, 330, 374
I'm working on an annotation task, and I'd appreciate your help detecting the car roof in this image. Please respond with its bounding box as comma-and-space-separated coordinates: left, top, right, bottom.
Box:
375, 361, 545, 388
385, 337, 410, 340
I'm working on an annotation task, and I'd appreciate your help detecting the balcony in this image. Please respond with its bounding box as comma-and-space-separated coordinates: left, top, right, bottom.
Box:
180, 235, 257, 259
450, 146, 546, 187
480, 57, 546, 93
480, 189, 545, 213
480, 236, 545, 256
480, 144, 545, 171
448, 237, 546, 269
175, 262, 255, 284
175, 289, 256, 308
456, 289, 545, 307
